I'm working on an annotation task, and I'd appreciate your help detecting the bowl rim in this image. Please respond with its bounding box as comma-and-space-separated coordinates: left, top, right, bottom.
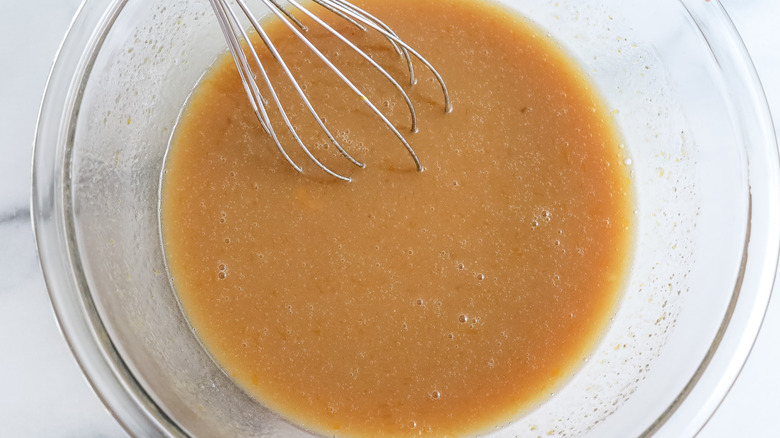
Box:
32, 0, 187, 436
639, 1, 780, 435
31, 0, 779, 437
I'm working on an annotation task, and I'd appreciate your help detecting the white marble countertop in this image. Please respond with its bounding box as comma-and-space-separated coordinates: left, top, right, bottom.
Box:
1, 0, 778, 436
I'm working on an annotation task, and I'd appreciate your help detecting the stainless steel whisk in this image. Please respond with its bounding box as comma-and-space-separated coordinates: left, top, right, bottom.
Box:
209, 0, 452, 181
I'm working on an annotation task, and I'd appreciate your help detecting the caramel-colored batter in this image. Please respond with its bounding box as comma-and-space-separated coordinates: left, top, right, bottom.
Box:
161, 0, 633, 436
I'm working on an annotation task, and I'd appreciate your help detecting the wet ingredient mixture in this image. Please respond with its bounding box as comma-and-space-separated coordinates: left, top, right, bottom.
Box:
161, 0, 633, 436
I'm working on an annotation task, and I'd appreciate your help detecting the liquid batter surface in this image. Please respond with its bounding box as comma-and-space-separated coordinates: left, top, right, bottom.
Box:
162, 0, 633, 436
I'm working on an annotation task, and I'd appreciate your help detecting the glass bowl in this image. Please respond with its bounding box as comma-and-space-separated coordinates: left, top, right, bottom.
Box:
32, 0, 779, 436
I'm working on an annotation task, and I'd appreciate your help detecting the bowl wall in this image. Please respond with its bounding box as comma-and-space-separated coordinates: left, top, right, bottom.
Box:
33, 0, 779, 436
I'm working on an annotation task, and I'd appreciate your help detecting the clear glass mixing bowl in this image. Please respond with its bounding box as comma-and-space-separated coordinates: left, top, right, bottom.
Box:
33, 0, 779, 436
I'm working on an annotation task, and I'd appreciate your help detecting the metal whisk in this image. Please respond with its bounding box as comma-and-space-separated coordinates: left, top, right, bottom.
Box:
209, 0, 452, 181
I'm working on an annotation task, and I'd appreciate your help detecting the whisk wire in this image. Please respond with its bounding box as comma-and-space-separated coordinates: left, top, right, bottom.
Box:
268, 0, 309, 31
314, 0, 416, 85
213, 0, 304, 174
209, 0, 452, 179
314, 0, 453, 113
311, 0, 368, 32
283, 0, 419, 132
240, 0, 363, 180
271, 0, 422, 169
253, 0, 421, 171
